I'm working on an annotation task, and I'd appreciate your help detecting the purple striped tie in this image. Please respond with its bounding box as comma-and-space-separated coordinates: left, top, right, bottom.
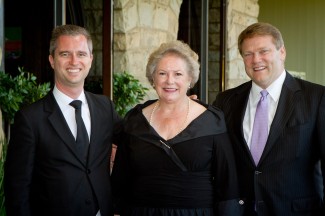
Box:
250, 90, 269, 165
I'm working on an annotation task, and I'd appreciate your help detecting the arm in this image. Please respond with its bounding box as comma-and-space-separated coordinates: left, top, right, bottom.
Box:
4, 111, 36, 216
111, 133, 131, 215
213, 133, 244, 215
317, 89, 325, 212
212, 92, 225, 109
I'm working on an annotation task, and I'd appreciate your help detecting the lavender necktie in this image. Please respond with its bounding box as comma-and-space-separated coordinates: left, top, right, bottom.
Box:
250, 90, 269, 165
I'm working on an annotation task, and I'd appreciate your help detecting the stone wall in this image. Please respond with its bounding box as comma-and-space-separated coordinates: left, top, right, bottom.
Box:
226, 0, 259, 89
113, 0, 182, 99
110, 0, 259, 100
0, 0, 260, 137
112, 0, 224, 102
208, 0, 222, 103
83, 0, 259, 99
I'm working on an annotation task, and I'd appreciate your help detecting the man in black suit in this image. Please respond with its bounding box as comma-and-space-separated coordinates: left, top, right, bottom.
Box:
4, 25, 120, 216
213, 22, 325, 215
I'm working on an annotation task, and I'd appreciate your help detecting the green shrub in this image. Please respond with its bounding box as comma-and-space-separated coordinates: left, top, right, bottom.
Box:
85, 72, 149, 117
0, 67, 51, 124
113, 72, 148, 117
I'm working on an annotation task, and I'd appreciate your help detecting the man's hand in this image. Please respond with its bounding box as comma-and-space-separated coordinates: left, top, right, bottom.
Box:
189, 95, 198, 100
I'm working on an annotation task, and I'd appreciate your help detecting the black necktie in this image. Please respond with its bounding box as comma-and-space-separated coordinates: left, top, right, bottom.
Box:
69, 100, 89, 159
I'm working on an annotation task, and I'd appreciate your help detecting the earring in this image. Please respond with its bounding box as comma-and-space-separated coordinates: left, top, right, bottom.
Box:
188, 84, 191, 89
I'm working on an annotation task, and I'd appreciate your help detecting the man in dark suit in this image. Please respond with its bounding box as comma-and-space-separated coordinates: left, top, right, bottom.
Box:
4, 25, 120, 216
213, 22, 325, 215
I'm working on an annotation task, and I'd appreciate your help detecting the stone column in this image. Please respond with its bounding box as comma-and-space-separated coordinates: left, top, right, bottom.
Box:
226, 0, 259, 89
113, 0, 182, 99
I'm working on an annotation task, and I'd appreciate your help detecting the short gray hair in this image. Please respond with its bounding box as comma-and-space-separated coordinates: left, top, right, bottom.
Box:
146, 40, 200, 88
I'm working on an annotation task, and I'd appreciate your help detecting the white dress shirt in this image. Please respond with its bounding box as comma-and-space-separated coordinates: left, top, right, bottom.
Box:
53, 86, 91, 140
243, 71, 286, 149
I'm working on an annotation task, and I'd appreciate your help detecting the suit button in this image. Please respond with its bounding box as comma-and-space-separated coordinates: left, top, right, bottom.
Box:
87, 169, 91, 174
239, 200, 244, 205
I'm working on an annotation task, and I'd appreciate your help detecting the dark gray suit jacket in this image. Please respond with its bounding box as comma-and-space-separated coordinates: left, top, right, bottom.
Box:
4, 91, 121, 216
213, 72, 325, 216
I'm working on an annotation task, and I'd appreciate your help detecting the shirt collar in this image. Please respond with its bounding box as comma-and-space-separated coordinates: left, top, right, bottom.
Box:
251, 70, 286, 103
53, 85, 87, 105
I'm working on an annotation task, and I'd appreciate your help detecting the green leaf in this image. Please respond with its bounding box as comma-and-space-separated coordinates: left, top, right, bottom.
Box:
0, 67, 51, 124
113, 72, 148, 117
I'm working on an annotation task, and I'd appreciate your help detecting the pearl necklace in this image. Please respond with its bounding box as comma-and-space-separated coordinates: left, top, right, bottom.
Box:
149, 98, 191, 135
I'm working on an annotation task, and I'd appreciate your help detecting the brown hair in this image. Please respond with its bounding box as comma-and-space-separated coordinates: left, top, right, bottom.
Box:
238, 22, 284, 55
49, 24, 93, 56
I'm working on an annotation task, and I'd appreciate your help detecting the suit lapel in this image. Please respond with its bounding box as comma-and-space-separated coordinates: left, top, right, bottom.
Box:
231, 82, 252, 154
259, 72, 301, 164
85, 92, 100, 163
45, 93, 86, 165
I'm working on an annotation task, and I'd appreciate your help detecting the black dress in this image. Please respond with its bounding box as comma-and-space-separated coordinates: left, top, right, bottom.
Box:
112, 100, 242, 216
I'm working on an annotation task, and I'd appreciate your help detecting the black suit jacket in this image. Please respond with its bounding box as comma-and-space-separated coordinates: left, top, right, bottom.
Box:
213, 72, 325, 216
4, 91, 121, 216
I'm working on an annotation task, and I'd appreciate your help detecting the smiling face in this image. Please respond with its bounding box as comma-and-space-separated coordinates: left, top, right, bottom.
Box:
153, 53, 192, 103
241, 35, 286, 89
49, 34, 93, 93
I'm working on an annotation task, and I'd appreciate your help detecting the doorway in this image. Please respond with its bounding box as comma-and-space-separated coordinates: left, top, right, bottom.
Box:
4, 0, 54, 83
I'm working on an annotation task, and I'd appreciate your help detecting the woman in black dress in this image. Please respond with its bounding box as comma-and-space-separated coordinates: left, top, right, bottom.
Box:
111, 40, 243, 216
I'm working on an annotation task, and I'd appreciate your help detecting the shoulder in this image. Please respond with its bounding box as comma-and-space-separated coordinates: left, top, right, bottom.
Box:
213, 81, 251, 107
285, 71, 324, 91
141, 100, 158, 121
219, 81, 251, 97
284, 76, 325, 102
85, 91, 112, 103
85, 91, 117, 111
9, 93, 54, 129
124, 100, 156, 121
188, 99, 207, 121
294, 78, 324, 91
190, 100, 227, 134
19, 92, 53, 115
85, 91, 122, 123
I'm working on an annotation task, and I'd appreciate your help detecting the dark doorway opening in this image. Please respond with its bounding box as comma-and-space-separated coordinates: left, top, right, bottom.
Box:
177, 0, 201, 98
4, 0, 54, 84
4, 0, 88, 86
